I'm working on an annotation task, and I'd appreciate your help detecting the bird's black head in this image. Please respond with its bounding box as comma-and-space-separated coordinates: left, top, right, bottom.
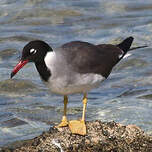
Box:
21, 40, 53, 63
10, 40, 53, 78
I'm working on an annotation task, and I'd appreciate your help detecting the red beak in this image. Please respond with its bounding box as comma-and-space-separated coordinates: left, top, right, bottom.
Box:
10, 60, 28, 78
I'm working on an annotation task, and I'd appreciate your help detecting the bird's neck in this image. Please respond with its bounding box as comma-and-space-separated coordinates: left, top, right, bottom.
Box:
35, 60, 51, 82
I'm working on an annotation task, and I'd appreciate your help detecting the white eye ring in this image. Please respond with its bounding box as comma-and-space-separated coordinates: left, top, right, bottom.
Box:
30, 48, 37, 54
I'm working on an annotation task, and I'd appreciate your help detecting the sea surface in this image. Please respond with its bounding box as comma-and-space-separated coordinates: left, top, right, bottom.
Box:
0, 0, 152, 147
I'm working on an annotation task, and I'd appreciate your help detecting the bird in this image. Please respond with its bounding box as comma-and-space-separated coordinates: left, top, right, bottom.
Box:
10, 36, 144, 135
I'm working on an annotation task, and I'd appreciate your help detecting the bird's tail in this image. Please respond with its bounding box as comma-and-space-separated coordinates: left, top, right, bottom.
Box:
117, 37, 134, 53
117, 36, 148, 52
117, 36, 148, 59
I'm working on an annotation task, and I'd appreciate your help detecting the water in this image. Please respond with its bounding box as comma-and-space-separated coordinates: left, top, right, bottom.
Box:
0, 0, 152, 147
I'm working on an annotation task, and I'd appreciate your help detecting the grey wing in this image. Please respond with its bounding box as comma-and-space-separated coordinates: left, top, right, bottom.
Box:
60, 41, 122, 78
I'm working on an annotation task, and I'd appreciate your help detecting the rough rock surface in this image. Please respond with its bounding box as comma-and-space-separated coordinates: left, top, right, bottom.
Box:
1, 121, 152, 152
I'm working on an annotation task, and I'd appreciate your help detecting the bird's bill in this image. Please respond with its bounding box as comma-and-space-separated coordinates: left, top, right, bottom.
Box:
10, 60, 28, 78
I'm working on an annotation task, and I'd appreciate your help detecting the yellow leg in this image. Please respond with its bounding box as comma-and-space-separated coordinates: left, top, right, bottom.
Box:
82, 93, 87, 122
69, 93, 87, 135
57, 95, 68, 127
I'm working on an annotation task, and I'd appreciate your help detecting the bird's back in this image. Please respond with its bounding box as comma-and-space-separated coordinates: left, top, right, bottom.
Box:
60, 41, 123, 78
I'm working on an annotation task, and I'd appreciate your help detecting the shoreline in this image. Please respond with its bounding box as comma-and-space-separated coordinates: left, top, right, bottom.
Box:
1, 120, 152, 152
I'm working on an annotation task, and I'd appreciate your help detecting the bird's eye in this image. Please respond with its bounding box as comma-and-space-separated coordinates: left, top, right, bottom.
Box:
30, 48, 37, 54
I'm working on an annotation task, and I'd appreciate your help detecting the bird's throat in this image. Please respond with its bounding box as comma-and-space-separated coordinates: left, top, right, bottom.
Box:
35, 61, 51, 82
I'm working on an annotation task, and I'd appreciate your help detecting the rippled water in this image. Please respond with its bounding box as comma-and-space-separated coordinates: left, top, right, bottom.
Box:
0, 0, 152, 147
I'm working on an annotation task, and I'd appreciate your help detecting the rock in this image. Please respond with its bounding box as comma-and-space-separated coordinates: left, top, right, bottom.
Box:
1, 121, 152, 152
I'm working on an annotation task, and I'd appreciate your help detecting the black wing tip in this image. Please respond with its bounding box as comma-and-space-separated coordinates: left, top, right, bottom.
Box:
129, 45, 148, 51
